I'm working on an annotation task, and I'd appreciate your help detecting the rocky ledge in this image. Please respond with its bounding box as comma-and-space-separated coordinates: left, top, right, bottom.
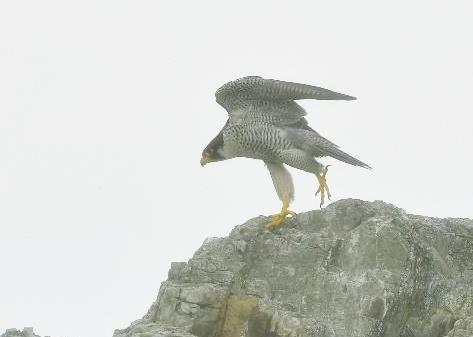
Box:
4, 199, 473, 337
1, 328, 41, 337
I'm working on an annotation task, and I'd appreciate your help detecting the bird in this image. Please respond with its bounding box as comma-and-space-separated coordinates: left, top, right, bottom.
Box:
200, 76, 371, 229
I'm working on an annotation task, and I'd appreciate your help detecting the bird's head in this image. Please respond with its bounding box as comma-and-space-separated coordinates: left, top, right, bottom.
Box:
200, 131, 226, 166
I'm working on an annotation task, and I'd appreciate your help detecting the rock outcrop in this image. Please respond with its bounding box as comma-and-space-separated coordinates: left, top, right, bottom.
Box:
4, 199, 473, 337
113, 199, 473, 337
1, 328, 40, 337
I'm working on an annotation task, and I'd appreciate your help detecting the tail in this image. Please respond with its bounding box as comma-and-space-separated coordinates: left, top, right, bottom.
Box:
323, 147, 372, 170
286, 128, 372, 169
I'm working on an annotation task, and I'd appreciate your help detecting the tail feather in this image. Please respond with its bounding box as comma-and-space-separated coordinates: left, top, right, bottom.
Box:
323, 147, 372, 169
286, 128, 372, 169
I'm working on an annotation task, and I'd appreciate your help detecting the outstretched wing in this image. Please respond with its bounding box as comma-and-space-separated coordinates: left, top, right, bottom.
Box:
215, 76, 356, 126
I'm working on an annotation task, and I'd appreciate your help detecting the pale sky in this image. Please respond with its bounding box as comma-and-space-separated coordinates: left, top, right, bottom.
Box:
1, 1, 472, 337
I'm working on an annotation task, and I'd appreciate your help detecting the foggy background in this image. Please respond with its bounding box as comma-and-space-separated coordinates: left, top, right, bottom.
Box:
1, 1, 472, 337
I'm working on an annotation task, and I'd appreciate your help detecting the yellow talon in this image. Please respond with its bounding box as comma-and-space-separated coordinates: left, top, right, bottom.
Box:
315, 165, 331, 208
264, 202, 296, 230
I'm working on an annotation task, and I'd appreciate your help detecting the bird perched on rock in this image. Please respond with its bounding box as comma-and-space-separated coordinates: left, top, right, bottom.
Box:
201, 76, 370, 229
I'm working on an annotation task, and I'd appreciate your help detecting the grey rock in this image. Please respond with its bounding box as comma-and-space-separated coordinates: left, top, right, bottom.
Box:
1, 328, 41, 337
112, 322, 198, 337
5, 199, 473, 337
114, 199, 473, 337
446, 316, 473, 337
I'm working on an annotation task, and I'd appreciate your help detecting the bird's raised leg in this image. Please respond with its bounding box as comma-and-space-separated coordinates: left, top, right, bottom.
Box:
265, 200, 296, 230
315, 165, 331, 208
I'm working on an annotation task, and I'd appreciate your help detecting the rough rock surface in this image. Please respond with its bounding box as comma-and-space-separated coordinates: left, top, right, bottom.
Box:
1, 328, 40, 337
5, 199, 473, 337
113, 199, 473, 337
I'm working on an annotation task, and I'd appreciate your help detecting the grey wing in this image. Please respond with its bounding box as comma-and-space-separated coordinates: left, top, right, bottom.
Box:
215, 76, 356, 126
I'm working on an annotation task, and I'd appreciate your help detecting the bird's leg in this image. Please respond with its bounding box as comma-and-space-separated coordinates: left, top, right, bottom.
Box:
264, 200, 296, 230
315, 165, 332, 208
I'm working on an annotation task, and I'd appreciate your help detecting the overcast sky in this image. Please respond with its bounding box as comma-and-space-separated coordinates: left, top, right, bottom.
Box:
1, 1, 472, 337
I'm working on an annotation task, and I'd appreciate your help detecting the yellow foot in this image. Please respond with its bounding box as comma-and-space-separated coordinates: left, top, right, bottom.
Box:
264, 208, 296, 230
315, 165, 332, 208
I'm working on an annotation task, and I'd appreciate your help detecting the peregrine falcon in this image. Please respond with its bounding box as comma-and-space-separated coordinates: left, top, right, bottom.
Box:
201, 76, 370, 229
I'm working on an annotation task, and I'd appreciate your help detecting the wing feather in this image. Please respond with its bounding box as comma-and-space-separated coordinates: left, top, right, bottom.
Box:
254, 78, 356, 101
215, 76, 356, 127
229, 100, 306, 126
